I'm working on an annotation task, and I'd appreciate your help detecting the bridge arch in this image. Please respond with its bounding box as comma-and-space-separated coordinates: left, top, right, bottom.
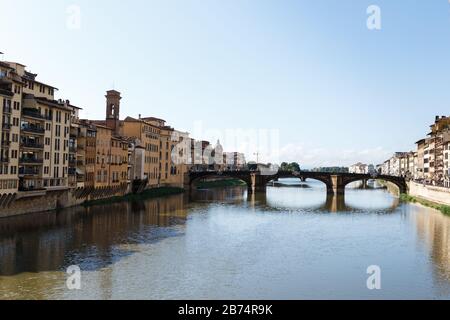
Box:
341, 175, 407, 194
188, 172, 252, 189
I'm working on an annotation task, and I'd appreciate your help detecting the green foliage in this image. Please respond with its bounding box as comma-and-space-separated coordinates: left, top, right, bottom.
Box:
311, 167, 349, 173
400, 194, 450, 216
84, 187, 185, 207
280, 162, 301, 172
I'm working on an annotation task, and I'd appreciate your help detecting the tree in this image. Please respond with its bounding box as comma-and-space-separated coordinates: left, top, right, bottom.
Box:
280, 162, 301, 172
289, 162, 301, 172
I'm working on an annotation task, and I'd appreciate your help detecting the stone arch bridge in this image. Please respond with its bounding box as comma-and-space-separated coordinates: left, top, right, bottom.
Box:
186, 171, 407, 195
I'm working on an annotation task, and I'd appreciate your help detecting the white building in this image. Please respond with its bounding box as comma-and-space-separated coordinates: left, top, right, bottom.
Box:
349, 163, 368, 174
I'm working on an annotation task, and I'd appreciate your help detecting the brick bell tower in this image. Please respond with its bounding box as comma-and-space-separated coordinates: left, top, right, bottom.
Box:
105, 90, 121, 135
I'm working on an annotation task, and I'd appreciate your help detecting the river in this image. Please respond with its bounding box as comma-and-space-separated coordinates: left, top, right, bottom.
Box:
0, 179, 450, 300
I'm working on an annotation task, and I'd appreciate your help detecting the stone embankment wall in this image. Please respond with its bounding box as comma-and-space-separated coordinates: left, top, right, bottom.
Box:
408, 181, 450, 206
0, 184, 130, 219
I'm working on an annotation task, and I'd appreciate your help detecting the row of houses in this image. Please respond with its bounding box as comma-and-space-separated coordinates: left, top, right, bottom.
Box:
0, 58, 246, 196
378, 116, 450, 188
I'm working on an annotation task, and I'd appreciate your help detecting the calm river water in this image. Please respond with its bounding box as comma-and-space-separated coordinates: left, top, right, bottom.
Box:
0, 179, 450, 300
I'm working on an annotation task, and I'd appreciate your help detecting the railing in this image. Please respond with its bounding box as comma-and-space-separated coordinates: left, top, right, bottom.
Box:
21, 125, 45, 134
19, 168, 40, 175
19, 186, 46, 192
1, 140, 10, 147
19, 158, 43, 164
0, 157, 9, 163
2, 106, 12, 114
22, 109, 46, 120
0, 88, 13, 96
1, 123, 11, 130
20, 141, 44, 149
69, 147, 77, 153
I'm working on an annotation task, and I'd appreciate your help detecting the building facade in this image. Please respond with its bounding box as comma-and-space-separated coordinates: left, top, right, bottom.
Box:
0, 61, 77, 194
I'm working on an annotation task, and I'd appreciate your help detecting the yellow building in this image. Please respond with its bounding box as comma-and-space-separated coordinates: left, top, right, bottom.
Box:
121, 117, 161, 187
158, 125, 189, 188
110, 135, 128, 187
94, 124, 112, 188
0, 60, 75, 194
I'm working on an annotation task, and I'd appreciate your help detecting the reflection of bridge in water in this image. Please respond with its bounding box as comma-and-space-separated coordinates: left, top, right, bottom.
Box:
246, 190, 400, 214
187, 170, 407, 195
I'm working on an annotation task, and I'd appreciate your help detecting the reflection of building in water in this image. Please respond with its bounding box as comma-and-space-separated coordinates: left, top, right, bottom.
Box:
414, 208, 450, 285
190, 187, 246, 204
0, 194, 187, 277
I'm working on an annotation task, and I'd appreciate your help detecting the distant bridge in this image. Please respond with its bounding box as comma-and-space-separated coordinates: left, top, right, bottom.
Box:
186, 170, 407, 195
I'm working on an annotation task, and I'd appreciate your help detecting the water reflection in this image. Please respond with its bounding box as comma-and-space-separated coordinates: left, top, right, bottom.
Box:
0, 179, 450, 299
413, 206, 450, 287
0, 194, 188, 276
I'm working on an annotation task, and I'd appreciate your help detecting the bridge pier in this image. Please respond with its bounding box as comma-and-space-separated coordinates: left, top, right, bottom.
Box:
362, 179, 368, 189
248, 173, 268, 194
327, 175, 345, 195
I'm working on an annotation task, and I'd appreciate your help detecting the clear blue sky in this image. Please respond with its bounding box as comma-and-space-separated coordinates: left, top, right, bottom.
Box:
1, 0, 449, 167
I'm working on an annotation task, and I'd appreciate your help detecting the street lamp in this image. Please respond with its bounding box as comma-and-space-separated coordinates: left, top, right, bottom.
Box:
254, 152, 260, 164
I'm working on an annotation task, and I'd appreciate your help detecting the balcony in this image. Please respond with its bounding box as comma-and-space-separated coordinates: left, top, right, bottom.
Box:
1, 140, 10, 148
2, 106, 12, 114
0, 157, 9, 163
22, 108, 46, 121
19, 167, 40, 176
20, 141, 44, 149
19, 157, 43, 165
2, 123, 11, 131
21, 125, 45, 135
0, 74, 13, 85
69, 146, 77, 154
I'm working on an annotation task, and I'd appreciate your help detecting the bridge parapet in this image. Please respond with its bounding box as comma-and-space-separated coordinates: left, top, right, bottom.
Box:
186, 170, 407, 195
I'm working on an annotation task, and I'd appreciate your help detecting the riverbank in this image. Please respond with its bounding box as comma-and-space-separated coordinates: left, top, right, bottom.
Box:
83, 187, 185, 207
195, 179, 247, 189
400, 194, 450, 216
